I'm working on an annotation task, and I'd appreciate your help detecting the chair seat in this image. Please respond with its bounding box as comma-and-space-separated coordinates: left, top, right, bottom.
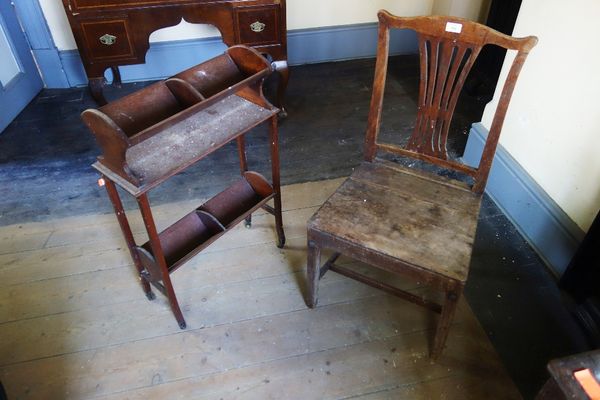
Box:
308, 160, 482, 282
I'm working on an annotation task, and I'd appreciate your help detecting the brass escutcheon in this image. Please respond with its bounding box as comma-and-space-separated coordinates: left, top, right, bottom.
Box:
99, 34, 117, 46
250, 21, 266, 33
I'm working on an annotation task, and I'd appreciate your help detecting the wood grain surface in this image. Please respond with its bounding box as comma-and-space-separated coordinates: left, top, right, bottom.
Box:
0, 179, 520, 399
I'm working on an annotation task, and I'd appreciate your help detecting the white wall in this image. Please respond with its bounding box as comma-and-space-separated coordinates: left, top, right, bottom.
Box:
481, 0, 600, 231
40, 0, 435, 51
286, 0, 434, 30
432, 0, 490, 22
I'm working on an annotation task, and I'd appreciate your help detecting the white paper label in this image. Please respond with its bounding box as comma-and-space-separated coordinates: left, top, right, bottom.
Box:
445, 22, 463, 33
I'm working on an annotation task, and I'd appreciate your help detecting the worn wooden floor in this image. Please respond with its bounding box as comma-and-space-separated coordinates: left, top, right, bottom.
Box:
0, 179, 520, 399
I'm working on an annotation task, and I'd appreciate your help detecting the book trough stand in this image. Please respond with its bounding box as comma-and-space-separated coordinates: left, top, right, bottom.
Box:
81, 46, 286, 329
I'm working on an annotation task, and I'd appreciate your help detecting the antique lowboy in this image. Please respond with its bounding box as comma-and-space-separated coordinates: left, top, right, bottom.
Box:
61, 0, 288, 107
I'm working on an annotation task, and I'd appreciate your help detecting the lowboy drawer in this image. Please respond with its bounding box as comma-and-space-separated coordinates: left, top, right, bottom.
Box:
235, 6, 280, 46
80, 19, 136, 62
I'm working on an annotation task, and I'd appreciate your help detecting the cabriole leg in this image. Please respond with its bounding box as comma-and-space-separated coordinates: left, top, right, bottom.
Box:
110, 66, 122, 88
88, 77, 107, 106
273, 60, 289, 118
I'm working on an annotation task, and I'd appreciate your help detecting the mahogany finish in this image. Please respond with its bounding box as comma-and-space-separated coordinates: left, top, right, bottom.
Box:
61, 0, 288, 109
307, 11, 537, 359
82, 46, 285, 328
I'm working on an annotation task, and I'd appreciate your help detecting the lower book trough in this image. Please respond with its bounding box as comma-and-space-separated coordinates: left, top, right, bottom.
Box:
136, 171, 275, 278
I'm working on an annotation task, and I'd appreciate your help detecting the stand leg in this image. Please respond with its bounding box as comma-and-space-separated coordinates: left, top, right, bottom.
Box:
306, 239, 321, 308
89, 77, 108, 106
103, 177, 154, 300
137, 194, 187, 329
431, 284, 462, 359
269, 116, 285, 248
272, 60, 289, 118
237, 135, 252, 229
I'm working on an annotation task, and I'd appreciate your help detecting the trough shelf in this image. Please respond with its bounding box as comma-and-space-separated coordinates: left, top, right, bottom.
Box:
136, 172, 275, 275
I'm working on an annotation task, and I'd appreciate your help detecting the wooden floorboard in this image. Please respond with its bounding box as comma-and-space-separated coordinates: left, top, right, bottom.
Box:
0, 179, 520, 399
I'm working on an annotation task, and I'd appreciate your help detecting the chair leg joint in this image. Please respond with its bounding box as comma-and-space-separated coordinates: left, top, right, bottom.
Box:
447, 291, 459, 302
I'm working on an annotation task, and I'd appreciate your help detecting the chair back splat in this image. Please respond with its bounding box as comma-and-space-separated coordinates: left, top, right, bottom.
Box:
364, 11, 538, 193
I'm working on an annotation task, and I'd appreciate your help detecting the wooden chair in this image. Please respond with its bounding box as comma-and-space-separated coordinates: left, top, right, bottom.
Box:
306, 11, 537, 359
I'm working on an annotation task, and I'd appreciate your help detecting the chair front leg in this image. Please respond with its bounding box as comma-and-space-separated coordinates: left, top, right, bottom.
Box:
306, 239, 321, 308
431, 283, 463, 359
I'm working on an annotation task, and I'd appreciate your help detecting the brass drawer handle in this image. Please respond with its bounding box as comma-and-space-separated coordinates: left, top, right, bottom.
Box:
99, 34, 117, 46
250, 21, 266, 33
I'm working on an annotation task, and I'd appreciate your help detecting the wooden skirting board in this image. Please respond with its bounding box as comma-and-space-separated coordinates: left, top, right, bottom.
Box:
0, 179, 520, 399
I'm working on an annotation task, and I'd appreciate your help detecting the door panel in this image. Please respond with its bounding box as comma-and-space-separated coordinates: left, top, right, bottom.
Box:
0, 0, 43, 132
0, 23, 21, 85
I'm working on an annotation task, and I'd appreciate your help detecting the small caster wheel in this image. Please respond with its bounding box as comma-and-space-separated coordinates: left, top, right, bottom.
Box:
145, 291, 156, 301
277, 236, 286, 249
244, 220, 252, 229
178, 320, 187, 330
278, 108, 288, 119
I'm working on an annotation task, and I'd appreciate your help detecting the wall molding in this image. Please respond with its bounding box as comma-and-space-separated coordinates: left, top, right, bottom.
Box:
54, 22, 417, 88
463, 122, 585, 277
287, 23, 417, 65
